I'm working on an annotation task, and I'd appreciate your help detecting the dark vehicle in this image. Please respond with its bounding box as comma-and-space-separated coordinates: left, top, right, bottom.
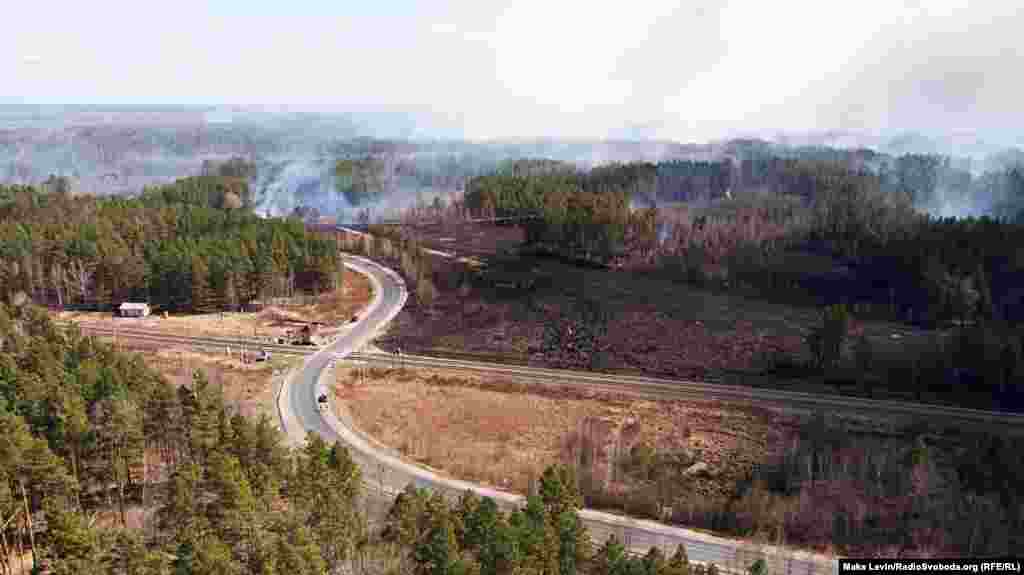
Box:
350, 315, 359, 323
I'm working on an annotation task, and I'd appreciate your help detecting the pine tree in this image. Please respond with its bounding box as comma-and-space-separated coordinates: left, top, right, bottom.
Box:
183, 535, 244, 575
459, 491, 489, 551
643, 547, 666, 575
183, 370, 221, 463
974, 263, 992, 320
383, 484, 430, 551
43, 501, 100, 569
664, 544, 690, 575
539, 465, 582, 520
112, 529, 171, 575
222, 272, 238, 312
293, 438, 364, 572
94, 396, 144, 527
266, 514, 327, 575
478, 515, 519, 575
517, 495, 559, 575
190, 256, 215, 314
748, 559, 767, 575
93, 262, 113, 311
158, 461, 207, 544
204, 452, 258, 559
593, 534, 627, 575
414, 516, 462, 575
555, 510, 588, 575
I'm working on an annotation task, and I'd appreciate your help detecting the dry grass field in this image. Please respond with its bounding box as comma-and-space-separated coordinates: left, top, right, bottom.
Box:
333, 365, 799, 498
54, 269, 373, 341
111, 339, 296, 422
332, 364, 1021, 556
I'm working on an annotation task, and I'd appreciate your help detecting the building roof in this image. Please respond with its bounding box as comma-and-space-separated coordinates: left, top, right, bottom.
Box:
119, 302, 150, 310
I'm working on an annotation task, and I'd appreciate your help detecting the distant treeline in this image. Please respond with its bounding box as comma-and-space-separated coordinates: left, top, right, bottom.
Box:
0, 175, 342, 313
484, 154, 1023, 207
465, 158, 1024, 326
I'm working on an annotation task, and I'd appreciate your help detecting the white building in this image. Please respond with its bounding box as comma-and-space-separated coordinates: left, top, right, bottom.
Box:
118, 302, 151, 318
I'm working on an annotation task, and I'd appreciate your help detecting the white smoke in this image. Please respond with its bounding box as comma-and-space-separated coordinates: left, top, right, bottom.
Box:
253, 157, 348, 218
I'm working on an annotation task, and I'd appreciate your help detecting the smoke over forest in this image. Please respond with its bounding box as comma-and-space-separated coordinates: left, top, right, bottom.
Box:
2, 105, 1022, 222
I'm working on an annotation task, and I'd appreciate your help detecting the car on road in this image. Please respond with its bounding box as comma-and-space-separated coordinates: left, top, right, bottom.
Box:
255, 349, 271, 362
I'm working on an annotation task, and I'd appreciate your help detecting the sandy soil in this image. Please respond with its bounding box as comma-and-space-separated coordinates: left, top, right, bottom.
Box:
54, 270, 374, 341
129, 343, 297, 422
333, 366, 800, 498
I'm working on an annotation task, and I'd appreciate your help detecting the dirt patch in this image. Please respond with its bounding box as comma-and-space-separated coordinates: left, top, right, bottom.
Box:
388, 220, 526, 260
333, 366, 799, 498
140, 346, 296, 422
53, 270, 373, 341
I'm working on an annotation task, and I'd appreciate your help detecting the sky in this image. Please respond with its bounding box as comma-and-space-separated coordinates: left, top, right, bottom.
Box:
4, 0, 1022, 144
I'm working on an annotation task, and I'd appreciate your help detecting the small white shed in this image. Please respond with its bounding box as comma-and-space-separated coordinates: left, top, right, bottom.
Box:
118, 302, 151, 318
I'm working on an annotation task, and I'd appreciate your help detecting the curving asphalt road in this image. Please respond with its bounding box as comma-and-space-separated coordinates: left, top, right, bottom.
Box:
280, 254, 837, 575
281, 255, 407, 447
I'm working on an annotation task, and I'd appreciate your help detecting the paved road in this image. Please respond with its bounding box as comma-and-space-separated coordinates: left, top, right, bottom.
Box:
281, 255, 407, 446
282, 255, 837, 575
75, 321, 1024, 433
65, 256, 1011, 573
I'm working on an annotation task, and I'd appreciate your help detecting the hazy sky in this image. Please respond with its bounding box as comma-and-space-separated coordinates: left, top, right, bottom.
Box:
4, 0, 1021, 143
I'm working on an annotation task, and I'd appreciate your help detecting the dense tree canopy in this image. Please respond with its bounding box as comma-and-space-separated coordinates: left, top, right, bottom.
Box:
2, 303, 733, 574
0, 176, 342, 313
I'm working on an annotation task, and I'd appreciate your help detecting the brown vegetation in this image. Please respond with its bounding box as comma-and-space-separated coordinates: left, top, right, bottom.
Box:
369, 237, 929, 379
131, 344, 290, 422
334, 365, 1024, 557
333, 365, 796, 508
53, 269, 373, 341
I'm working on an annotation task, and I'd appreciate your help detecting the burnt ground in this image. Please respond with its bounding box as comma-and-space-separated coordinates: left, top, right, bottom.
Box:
375, 222, 939, 386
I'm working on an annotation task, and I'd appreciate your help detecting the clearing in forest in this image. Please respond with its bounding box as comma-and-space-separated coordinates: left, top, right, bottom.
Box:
53, 269, 374, 341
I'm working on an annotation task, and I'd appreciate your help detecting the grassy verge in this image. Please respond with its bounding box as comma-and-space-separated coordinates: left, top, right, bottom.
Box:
53, 272, 373, 342
333, 365, 1024, 557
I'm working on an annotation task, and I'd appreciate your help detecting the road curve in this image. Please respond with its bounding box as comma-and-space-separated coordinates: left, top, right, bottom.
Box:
280, 255, 407, 446
282, 255, 837, 575
73, 321, 1024, 432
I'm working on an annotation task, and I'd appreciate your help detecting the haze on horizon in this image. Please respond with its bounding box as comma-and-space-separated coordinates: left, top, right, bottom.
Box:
3, 0, 1022, 148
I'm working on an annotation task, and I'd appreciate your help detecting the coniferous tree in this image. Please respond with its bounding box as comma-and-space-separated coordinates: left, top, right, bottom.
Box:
664, 544, 690, 575
190, 256, 215, 314
643, 547, 667, 575
593, 534, 627, 575
414, 515, 462, 575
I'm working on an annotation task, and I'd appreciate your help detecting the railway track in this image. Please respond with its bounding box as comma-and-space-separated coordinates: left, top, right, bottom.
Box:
59, 322, 317, 356
299, 257, 835, 575
342, 351, 1024, 431
62, 322, 1024, 430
